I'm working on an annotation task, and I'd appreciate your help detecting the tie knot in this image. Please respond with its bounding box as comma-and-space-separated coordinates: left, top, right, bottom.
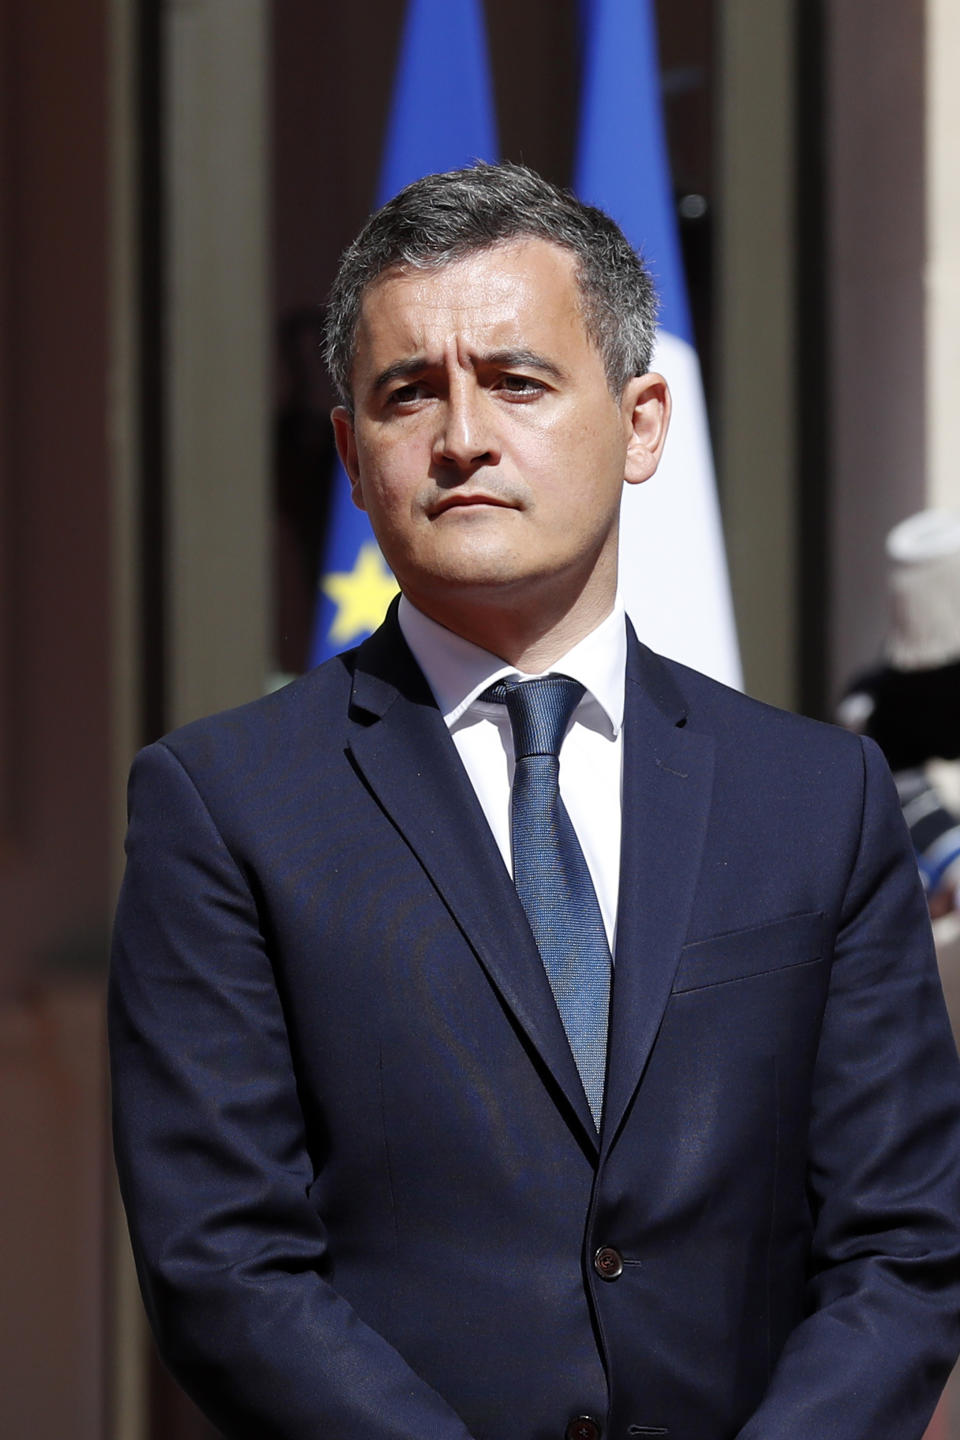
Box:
484, 675, 585, 759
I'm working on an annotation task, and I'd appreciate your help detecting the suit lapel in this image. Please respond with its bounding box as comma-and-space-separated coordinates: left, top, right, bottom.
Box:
346, 611, 599, 1147
603, 630, 714, 1149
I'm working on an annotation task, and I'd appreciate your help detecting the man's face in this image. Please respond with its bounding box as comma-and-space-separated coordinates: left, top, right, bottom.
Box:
333, 238, 668, 631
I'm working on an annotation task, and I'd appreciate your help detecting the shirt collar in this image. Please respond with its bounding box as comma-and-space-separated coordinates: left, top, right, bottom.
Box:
397, 594, 626, 738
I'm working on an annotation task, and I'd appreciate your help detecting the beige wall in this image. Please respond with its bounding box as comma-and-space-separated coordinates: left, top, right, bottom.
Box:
716, 0, 797, 709
165, 0, 270, 729
927, 0, 960, 512
826, 0, 927, 700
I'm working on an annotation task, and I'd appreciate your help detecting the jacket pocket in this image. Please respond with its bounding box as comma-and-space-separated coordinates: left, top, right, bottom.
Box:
672, 910, 825, 993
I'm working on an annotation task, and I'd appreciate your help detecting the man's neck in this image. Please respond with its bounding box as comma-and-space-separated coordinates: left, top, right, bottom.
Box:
400, 582, 618, 673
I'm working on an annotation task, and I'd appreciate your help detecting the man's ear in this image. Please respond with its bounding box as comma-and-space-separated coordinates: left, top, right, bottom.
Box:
331, 407, 367, 511
621, 373, 671, 486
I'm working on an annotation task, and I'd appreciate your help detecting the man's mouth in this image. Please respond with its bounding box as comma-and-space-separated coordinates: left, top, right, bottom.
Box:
428, 493, 516, 517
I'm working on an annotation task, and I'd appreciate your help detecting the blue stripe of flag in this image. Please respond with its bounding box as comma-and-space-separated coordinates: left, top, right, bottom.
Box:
574, 0, 693, 345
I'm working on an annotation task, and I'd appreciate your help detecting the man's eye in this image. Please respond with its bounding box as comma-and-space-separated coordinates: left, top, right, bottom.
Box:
387, 383, 428, 405
499, 375, 544, 396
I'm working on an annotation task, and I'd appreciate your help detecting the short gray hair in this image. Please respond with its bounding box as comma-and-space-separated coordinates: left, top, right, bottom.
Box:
324, 161, 659, 409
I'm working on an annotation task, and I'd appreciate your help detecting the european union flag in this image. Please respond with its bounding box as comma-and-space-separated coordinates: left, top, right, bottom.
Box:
309, 0, 498, 666
575, 0, 741, 687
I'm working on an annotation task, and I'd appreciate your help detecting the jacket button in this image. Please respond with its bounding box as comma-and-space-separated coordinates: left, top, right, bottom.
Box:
593, 1245, 624, 1280
565, 1418, 601, 1440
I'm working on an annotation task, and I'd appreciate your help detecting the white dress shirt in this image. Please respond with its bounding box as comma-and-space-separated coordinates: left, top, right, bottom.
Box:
398, 596, 625, 951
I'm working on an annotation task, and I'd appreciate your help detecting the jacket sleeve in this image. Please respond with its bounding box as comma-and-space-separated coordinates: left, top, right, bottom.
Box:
737, 736, 960, 1440
109, 740, 477, 1440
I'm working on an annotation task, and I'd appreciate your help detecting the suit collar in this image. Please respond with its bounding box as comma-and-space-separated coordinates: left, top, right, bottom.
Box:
622, 616, 692, 728
349, 603, 601, 1150
602, 625, 714, 1149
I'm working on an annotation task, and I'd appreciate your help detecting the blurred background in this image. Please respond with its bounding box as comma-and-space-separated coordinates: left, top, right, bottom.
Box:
2, 0, 959, 1435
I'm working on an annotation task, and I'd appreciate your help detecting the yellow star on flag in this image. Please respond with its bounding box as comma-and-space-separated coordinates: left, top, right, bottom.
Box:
322, 541, 400, 646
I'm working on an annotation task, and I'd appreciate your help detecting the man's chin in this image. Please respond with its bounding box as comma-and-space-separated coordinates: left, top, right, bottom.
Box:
391, 545, 533, 596
404, 571, 528, 605
398, 560, 586, 621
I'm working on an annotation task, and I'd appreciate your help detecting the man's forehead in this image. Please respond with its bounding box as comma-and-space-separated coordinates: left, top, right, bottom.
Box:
366, 235, 578, 297
353, 238, 584, 356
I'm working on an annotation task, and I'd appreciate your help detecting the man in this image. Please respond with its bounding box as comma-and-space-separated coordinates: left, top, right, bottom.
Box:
110, 163, 960, 1440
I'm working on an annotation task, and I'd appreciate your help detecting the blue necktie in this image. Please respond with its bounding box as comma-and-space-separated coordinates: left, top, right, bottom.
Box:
484, 676, 612, 1128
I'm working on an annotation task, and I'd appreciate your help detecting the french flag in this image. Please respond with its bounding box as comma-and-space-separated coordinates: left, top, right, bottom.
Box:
575, 0, 741, 687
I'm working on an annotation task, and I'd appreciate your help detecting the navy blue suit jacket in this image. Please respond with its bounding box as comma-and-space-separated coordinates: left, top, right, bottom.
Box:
110, 611, 960, 1440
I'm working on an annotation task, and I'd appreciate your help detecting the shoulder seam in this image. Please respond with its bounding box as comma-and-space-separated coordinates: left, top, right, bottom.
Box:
152, 739, 249, 885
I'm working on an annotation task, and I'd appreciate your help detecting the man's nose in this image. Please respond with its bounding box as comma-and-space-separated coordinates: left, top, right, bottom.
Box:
432, 385, 500, 471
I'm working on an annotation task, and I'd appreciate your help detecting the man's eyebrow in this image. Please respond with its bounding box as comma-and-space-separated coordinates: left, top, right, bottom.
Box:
480, 348, 565, 380
372, 348, 566, 393
372, 357, 431, 393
